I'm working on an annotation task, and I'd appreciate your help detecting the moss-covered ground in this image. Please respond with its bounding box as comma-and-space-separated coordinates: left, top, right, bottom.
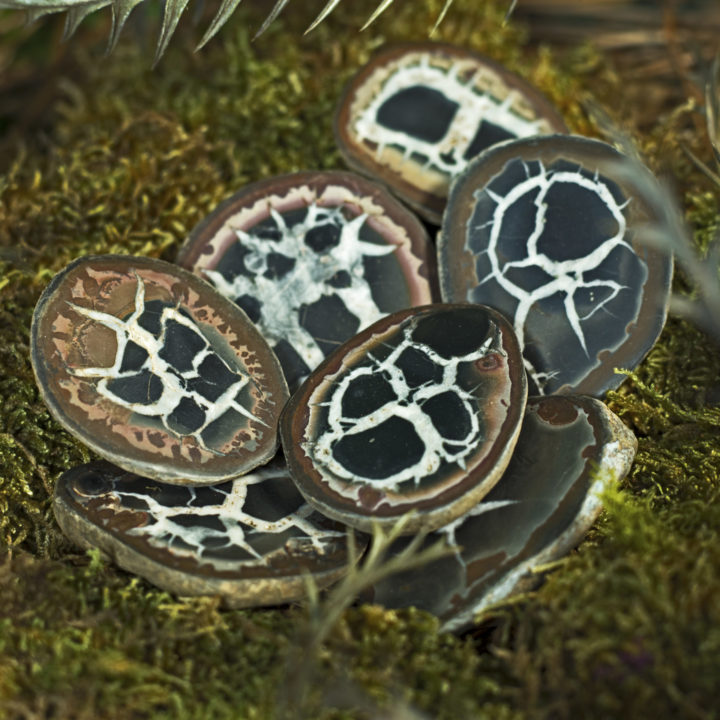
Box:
1, 1, 719, 717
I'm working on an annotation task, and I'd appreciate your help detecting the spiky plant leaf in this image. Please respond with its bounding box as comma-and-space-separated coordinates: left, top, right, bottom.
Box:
252, 0, 289, 39
154, 0, 190, 64
107, 0, 144, 53
0, 0, 463, 60
63, 0, 109, 39
195, 0, 242, 49
360, 0, 394, 31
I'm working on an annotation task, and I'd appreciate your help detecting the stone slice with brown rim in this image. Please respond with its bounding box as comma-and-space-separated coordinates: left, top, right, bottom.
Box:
177, 170, 438, 393
280, 304, 528, 535
54, 456, 364, 606
31, 255, 289, 485
369, 395, 637, 633
438, 134, 673, 397
335, 43, 567, 224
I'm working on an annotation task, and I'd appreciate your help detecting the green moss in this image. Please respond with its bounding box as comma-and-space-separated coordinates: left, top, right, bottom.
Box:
1, 0, 720, 717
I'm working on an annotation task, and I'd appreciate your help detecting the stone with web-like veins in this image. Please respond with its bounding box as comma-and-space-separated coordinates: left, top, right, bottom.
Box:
280, 304, 527, 535
31, 255, 288, 485
334, 43, 566, 224
53, 455, 366, 606
176, 171, 437, 393
438, 134, 673, 396
368, 394, 637, 632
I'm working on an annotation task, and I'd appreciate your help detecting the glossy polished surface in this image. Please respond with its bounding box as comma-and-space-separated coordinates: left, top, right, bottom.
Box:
335, 43, 566, 223
178, 171, 437, 392
439, 135, 672, 396
54, 457, 364, 606
31, 255, 288, 484
281, 304, 527, 534
370, 395, 637, 632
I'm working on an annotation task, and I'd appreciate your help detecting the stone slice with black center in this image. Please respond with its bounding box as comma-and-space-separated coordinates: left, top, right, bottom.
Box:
177, 171, 438, 393
31, 255, 289, 485
368, 395, 637, 632
334, 42, 567, 224
280, 304, 528, 535
438, 134, 673, 397
53, 456, 366, 607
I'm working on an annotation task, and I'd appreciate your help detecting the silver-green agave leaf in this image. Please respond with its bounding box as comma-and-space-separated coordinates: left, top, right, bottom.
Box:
2, 0, 459, 61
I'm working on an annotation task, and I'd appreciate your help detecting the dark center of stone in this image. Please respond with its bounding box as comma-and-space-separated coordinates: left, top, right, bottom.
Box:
340, 372, 397, 419
376, 85, 459, 143
421, 390, 472, 441
332, 415, 424, 480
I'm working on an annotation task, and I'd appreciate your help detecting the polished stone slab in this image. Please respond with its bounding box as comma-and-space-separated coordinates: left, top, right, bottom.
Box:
369, 394, 637, 632
281, 304, 527, 535
177, 171, 438, 392
335, 43, 566, 223
438, 135, 673, 396
32, 255, 288, 484
54, 456, 364, 606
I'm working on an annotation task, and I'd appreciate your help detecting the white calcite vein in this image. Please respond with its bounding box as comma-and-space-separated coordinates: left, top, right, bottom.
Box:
108, 467, 344, 570
306, 319, 501, 492
67, 273, 260, 453
204, 202, 396, 374
354, 56, 546, 176
469, 160, 638, 390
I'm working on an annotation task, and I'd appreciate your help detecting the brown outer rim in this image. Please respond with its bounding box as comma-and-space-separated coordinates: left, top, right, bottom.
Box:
333, 42, 568, 225
176, 169, 440, 302
438, 134, 674, 397
53, 461, 367, 607
31, 255, 289, 485
53, 480, 356, 608
438, 393, 638, 632
280, 303, 527, 533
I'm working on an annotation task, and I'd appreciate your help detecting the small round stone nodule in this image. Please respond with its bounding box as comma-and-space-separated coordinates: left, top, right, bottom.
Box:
31, 255, 289, 485
54, 457, 365, 607
335, 43, 567, 223
369, 394, 637, 632
177, 171, 438, 392
280, 304, 528, 535
439, 135, 673, 396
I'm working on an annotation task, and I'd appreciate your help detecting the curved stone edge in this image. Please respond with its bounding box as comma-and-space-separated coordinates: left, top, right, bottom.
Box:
30, 254, 289, 485
440, 398, 637, 633
334, 42, 568, 225
53, 476, 358, 608
280, 303, 528, 536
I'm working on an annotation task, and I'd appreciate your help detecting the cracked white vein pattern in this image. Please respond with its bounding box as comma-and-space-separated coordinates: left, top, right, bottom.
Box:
304, 318, 501, 497
467, 158, 646, 392
100, 467, 345, 571
68, 272, 261, 454
354, 57, 546, 177
204, 202, 397, 377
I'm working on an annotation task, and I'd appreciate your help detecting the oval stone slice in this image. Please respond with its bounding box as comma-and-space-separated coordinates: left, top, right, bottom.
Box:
54, 457, 365, 607
31, 255, 289, 485
439, 135, 673, 396
335, 43, 567, 224
177, 171, 437, 392
281, 304, 527, 534
370, 395, 637, 632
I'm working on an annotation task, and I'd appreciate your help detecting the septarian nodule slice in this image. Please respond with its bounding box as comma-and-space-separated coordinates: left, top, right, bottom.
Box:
439, 135, 673, 396
54, 457, 364, 606
31, 255, 289, 485
177, 171, 437, 392
335, 43, 567, 224
370, 395, 637, 633
281, 305, 528, 535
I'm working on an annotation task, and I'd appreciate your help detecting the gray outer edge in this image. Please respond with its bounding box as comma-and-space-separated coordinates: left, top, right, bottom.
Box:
440, 399, 638, 633
53, 488, 352, 608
